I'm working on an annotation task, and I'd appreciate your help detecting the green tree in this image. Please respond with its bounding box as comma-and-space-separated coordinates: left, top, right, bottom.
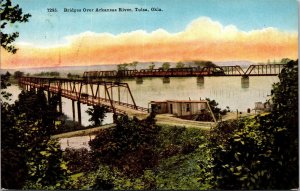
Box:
268, 59, 298, 187
148, 62, 155, 70
280, 58, 292, 64
89, 113, 161, 176
0, 72, 12, 101
176, 61, 185, 68
1, 101, 28, 188
162, 62, 170, 70
204, 60, 298, 189
1, 71, 11, 88
51, 71, 59, 76
129, 61, 138, 70
63, 148, 93, 174
205, 98, 221, 119
86, 105, 109, 126
117, 63, 128, 71
1, 89, 69, 189
1, 0, 31, 53
13, 70, 24, 79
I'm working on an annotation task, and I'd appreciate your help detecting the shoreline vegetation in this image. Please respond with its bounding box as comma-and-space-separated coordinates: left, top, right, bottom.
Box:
52, 110, 256, 139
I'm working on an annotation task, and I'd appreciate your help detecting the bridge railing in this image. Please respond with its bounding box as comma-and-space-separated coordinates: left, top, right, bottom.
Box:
220, 66, 245, 76
82, 64, 286, 78
244, 64, 286, 76
19, 77, 148, 114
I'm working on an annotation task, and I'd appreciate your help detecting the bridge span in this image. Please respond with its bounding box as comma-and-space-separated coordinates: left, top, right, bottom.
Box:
82, 64, 286, 79
19, 76, 148, 125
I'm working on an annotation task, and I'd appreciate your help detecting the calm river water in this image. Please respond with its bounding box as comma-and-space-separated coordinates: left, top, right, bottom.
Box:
4, 76, 279, 126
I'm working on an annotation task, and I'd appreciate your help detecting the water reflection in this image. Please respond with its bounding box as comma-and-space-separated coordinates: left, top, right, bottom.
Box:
196, 77, 204, 89
241, 76, 250, 88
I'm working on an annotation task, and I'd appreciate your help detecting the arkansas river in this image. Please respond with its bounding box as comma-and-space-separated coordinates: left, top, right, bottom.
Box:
5, 76, 278, 126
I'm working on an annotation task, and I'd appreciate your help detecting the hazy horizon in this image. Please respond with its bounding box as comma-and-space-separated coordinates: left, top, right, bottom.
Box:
1, 0, 297, 69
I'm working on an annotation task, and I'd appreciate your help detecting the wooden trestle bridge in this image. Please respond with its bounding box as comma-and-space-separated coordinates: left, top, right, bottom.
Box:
19, 76, 148, 126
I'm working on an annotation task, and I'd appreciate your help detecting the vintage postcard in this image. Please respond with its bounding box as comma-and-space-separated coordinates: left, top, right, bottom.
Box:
1, 0, 298, 190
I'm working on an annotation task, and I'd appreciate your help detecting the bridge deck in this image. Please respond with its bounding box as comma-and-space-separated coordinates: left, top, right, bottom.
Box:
19, 77, 148, 114
83, 64, 286, 79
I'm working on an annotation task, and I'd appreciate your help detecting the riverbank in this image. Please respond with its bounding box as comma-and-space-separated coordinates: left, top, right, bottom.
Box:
52, 123, 115, 139
54, 111, 256, 151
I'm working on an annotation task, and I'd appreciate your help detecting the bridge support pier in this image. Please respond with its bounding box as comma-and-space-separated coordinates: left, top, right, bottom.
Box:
162, 77, 170, 83
197, 76, 204, 83
197, 76, 204, 88
47, 91, 51, 102
241, 76, 249, 88
72, 100, 75, 122
58, 95, 62, 113
77, 101, 82, 126
136, 77, 143, 84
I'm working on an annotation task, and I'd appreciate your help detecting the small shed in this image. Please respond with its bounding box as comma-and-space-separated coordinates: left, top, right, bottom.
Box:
254, 101, 272, 113
149, 99, 211, 116
149, 101, 168, 114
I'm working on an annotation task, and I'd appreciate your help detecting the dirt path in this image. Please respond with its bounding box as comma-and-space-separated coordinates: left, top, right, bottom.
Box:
53, 113, 215, 150
52, 124, 115, 139
52, 113, 213, 139
221, 111, 257, 121
59, 135, 95, 150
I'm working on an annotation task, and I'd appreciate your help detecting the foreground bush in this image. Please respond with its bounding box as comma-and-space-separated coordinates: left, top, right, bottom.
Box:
204, 60, 298, 189
89, 113, 161, 176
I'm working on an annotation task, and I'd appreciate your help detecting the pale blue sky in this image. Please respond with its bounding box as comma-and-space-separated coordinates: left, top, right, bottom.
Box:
10, 0, 299, 46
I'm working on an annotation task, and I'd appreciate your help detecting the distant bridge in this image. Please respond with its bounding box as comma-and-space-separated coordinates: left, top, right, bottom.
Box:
82, 64, 286, 79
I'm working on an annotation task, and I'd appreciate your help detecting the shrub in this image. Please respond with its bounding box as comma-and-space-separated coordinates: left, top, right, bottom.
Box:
204, 60, 298, 189
89, 114, 161, 176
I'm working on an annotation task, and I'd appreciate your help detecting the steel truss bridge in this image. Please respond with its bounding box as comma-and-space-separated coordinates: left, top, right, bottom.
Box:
82, 64, 286, 79
19, 77, 148, 125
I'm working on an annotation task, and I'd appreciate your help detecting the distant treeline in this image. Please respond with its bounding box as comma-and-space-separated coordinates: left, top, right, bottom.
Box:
117, 60, 217, 71
34, 71, 60, 77
67, 73, 81, 78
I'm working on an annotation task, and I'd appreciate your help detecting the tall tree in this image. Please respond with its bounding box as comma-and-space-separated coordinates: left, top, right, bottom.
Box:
176, 62, 185, 68
130, 61, 138, 70
204, 60, 298, 189
1, 90, 69, 189
86, 105, 109, 126
13, 70, 24, 79
269, 59, 298, 187
0, 72, 12, 100
162, 62, 170, 70
117, 63, 128, 71
148, 62, 155, 70
1, 0, 31, 53
89, 113, 161, 177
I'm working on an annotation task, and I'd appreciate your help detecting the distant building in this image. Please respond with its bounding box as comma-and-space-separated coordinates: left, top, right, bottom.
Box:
254, 100, 272, 113
149, 99, 216, 122
254, 102, 265, 110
